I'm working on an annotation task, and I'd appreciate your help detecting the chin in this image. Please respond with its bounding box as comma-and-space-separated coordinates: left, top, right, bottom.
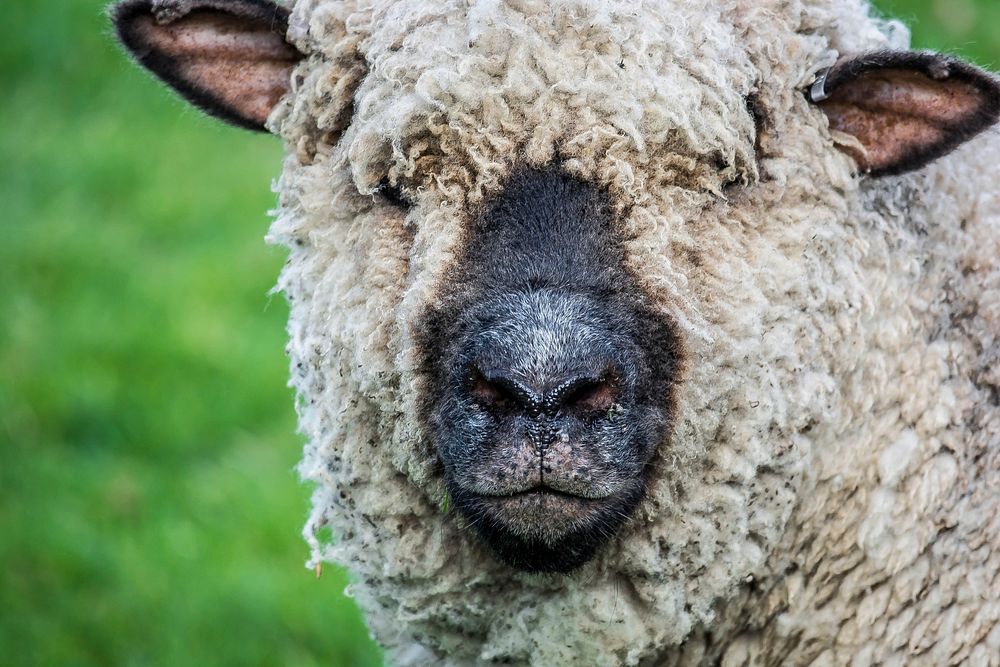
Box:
449, 481, 647, 573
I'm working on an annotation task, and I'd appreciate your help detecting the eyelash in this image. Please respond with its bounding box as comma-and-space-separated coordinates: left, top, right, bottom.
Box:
376, 177, 412, 209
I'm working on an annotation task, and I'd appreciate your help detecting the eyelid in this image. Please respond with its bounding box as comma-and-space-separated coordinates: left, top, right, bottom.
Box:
376, 177, 412, 209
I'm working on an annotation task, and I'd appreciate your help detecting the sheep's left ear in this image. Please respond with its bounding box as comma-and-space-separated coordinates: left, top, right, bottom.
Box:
111, 0, 304, 132
808, 51, 1000, 176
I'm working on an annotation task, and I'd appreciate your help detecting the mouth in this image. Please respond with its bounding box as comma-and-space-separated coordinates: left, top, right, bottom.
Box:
479, 484, 609, 520
474, 486, 610, 533
449, 480, 646, 573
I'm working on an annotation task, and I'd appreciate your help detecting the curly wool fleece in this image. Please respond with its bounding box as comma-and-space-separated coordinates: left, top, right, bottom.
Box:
264, 0, 1000, 664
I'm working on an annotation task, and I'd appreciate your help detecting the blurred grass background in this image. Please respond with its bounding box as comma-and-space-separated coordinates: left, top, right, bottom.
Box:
0, 1, 996, 665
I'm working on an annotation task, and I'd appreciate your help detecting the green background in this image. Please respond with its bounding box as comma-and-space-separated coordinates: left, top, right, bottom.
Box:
1, 2, 996, 665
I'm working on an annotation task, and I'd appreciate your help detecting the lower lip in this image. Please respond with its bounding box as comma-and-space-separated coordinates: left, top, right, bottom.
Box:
481, 489, 606, 524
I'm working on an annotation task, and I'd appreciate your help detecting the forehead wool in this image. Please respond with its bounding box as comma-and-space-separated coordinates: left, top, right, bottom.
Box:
262, 0, 999, 664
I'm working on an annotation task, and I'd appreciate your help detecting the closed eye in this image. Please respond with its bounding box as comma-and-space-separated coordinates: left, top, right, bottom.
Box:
376, 177, 412, 209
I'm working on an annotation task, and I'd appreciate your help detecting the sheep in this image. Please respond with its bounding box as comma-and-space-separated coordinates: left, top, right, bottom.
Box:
112, 0, 1000, 664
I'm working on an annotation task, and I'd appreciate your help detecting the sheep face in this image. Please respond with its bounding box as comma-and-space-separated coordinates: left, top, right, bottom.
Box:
299, 0, 771, 578
114, 0, 1000, 661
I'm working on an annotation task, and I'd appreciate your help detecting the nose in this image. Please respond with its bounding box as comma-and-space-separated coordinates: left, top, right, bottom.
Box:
466, 364, 621, 419
454, 288, 637, 426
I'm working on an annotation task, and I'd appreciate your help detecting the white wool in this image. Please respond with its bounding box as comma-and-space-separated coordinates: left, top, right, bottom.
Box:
263, 0, 1000, 663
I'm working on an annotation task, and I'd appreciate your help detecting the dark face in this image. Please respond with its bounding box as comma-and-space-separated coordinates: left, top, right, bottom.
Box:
420, 168, 681, 572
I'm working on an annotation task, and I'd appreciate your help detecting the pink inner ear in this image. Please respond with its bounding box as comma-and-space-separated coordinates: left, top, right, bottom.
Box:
133, 12, 299, 127
819, 69, 986, 174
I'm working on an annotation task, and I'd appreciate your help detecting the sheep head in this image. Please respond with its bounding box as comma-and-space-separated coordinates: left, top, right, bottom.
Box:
114, 0, 1000, 661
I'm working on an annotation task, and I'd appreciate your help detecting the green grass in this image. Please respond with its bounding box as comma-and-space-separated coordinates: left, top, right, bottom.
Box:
876, 0, 1000, 67
0, 2, 379, 665
1, 1, 996, 665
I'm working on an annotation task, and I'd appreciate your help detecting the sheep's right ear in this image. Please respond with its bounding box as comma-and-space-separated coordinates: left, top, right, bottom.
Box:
111, 0, 304, 132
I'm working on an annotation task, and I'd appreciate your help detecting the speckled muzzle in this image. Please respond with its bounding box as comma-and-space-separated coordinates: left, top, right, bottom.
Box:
419, 168, 682, 572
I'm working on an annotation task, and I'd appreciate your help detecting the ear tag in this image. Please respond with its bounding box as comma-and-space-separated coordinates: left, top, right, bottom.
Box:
808, 68, 832, 103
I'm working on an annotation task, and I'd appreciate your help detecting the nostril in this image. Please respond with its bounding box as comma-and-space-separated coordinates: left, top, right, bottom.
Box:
470, 374, 511, 411
561, 378, 617, 414
547, 372, 621, 416
462, 359, 626, 419
466, 367, 534, 414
